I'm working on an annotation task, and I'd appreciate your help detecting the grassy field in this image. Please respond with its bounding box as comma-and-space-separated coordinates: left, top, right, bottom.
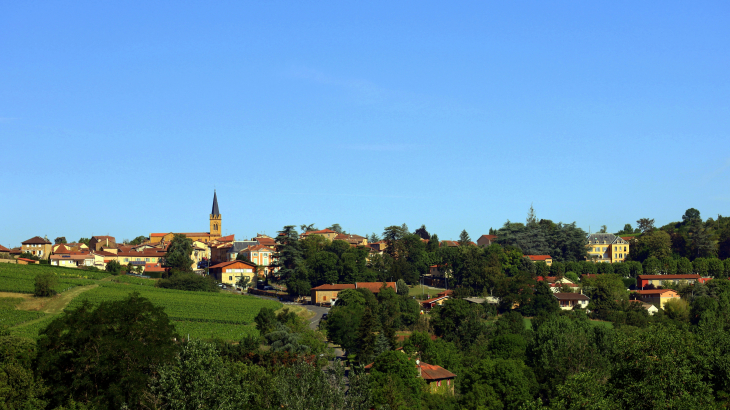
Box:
409, 285, 447, 299
0, 270, 282, 341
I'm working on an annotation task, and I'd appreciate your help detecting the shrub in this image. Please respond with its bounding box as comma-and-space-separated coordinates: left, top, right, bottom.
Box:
156, 273, 218, 292
34, 273, 57, 297
105, 260, 123, 275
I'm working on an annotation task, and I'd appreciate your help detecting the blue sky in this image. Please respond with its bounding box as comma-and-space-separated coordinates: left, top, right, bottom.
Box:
1, 1, 729, 247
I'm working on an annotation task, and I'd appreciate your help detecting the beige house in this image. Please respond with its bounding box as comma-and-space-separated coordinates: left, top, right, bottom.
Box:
89, 236, 116, 251
635, 289, 680, 309
554, 293, 590, 310
300, 229, 339, 241
50, 253, 106, 269
21, 236, 52, 259
310, 282, 396, 306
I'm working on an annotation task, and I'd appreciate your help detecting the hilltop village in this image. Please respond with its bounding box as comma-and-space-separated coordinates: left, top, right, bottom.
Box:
2, 193, 730, 409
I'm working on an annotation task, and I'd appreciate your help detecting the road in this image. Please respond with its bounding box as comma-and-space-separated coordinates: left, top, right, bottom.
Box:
248, 293, 344, 358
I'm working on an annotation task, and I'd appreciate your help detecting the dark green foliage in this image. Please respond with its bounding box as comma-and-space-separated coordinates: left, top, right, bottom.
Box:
396, 278, 408, 296
254, 307, 278, 335
36, 293, 180, 409
165, 233, 194, 272
0, 334, 48, 409
54, 237, 67, 244
34, 272, 57, 297
105, 259, 123, 275
368, 350, 425, 410
460, 357, 538, 410
496, 217, 588, 262
520, 281, 559, 317
156, 272, 218, 292
128, 235, 147, 245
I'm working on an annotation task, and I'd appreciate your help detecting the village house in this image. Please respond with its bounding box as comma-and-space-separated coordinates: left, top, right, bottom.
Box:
630, 300, 659, 315
477, 234, 497, 247
526, 255, 553, 266
365, 356, 456, 394
334, 233, 368, 246
554, 293, 590, 310
208, 260, 257, 287
634, 289, 680, 309
421, 290, 453, 310
310, 282, 397, 306
239, 244, 277, 276
88, 236, 116, 251
300, 229, 339, 241
21, 236, 53, 259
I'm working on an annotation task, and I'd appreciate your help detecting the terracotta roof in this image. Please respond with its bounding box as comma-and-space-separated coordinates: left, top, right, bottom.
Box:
638, 274, 700, 280
53, 244, 71, 253
217, 234, 235, 242
479, 234, 497, 240
526, 255, 552, 261
22, 236, 51, 245
354, 282, 397, 293
255, 237, 276, 246
117, 251, 166, 257
17, 258, 37, 263
209, 260, 256, 269
422, 295, 449, 305
419, 362, 457, 380
243, 244, 275, 252
553, 293, 589, 301
311, 284, 357, 291
92, 235, 115, 241
550, 283, 580, 287
635, 289, 678, 295
0, 244, 10, 252
150, 232, 211, 237
94, 250, 117, 257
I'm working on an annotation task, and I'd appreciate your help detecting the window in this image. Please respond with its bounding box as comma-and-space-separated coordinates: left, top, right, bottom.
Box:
124, 258, 129, 262
229, 276, 232, 281
437, 380, 441, 387
145, 258, 149, 262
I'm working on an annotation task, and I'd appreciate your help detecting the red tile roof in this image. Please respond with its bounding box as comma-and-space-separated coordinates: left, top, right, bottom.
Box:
638, 274, 700, 280
117, 251, 167, 257
244, 244, 275, 253
151, 232, 211, 237
526, 255, 552, 261
22, 236, 51, 245
217, 235, 235, 242
310, 282, 396, 293
17, 258, 37, 263
302, 229, 338, 235
53, 244, 71, 254
209, 260, 256, 269
635, 289, 678, 295
419, 362, 457, 381
0, 244, 10, 252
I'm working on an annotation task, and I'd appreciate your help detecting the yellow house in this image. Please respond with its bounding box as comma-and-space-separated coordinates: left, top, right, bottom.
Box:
586, 233, 629, 263
209, 260, 256, 287
300, 229, 339, 241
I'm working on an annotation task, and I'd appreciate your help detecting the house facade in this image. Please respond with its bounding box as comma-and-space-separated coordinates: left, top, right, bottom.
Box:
300, 229, 339, 241
585, 233, 629, 263
526, 255, 553, 266
310, 282, 397, 306
89, 236, 116, 251
637, 274, 700, 288
209, 260, 257, 287
477, 234, 497, 247
21, 236, 52, 259
635, 289, 680, 309
554, 293, 590, 310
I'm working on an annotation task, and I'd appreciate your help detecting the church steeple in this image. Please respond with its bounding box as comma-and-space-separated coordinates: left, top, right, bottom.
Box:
212, 190, 220, 216
210, 190, 222, 238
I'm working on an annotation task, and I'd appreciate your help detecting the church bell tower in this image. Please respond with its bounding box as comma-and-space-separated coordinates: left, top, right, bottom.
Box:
210, 190, 222, 238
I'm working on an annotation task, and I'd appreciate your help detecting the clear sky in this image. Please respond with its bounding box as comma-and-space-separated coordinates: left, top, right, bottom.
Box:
1, 1, 729, 247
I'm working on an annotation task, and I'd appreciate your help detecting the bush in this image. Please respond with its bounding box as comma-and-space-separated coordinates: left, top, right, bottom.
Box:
105, 260, 123, 275
34, 273, 57, 297
622, 278, 637, 289
156, 273, 218, 292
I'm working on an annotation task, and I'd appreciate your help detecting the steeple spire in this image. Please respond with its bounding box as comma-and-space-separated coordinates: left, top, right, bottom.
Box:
211, 190, 220, 216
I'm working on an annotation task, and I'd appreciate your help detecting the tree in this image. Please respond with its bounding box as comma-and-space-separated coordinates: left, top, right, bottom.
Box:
105, 259, 123, 275
526, 204, 537, 227
34, 273, 57, 297
165, 234, 194, 273
237, 275, 251, 289
150, 340, 251, 409
274, 361, 350, 410
636, 218, 655, 233
300, 223, 317, 233
599, 225, 607, 233
355, 306, 380, 364
459, 229, 472, 246
254, 307, 278, 336
369, 350, 425, 410
414, 225, 431, 240
77, 237, 91, 246
520, 281, 559, 317
36, 293, 179, 409
396, 279, 409, 296
54, 237, 67, 244
368, 233, 381, 243
682, 208, 702, 225
0, 334, 48, 409
129, 235, 147, 245
327, 224, 343, 234
460, 358, 538, 410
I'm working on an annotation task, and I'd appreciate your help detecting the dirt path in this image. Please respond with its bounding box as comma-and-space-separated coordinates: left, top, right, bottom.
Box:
41, 284, 97, 314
